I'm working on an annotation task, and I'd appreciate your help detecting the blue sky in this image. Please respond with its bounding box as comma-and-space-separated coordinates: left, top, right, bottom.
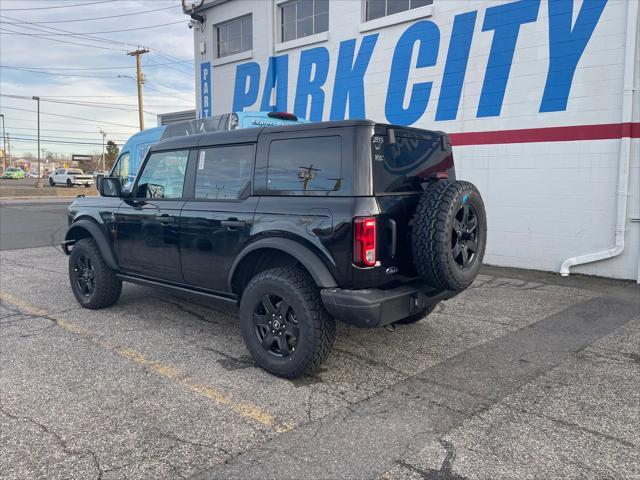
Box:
0, 0, 196, 157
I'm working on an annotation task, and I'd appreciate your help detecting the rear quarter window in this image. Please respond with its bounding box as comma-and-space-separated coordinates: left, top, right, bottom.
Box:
266, 136, 343, 194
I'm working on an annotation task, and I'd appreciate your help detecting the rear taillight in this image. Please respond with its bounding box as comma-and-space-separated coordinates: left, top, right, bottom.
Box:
354, 217, 377, 267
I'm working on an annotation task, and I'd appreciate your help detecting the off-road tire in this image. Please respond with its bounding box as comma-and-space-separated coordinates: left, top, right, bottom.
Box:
69, 238, 122, 309
66, 179, 73, 188
412, 181, 486, 291
239, 267, 336, 379
49, 177, 54, 186
395, 302, 439, 325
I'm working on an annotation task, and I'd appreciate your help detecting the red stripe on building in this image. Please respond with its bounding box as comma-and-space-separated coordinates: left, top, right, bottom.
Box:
449, 122, 640, 146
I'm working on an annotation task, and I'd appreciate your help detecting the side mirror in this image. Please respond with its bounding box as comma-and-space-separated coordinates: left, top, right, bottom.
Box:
95, 173, 104, 191
99, 176, 122, 197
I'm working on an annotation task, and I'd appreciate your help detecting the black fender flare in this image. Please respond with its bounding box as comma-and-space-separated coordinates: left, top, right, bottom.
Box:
64, 219, 118, 270
228, 238, 338, 291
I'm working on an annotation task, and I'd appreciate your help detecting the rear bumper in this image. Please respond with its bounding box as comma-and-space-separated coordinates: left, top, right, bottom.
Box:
320, 281, 457, 328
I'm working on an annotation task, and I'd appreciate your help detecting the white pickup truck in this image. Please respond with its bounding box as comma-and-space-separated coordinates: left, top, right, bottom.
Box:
49, 168, 94, 188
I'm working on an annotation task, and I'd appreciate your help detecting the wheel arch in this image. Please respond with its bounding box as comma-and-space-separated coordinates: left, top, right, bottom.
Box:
228, 238, 338, 296
65, 218, 118, 270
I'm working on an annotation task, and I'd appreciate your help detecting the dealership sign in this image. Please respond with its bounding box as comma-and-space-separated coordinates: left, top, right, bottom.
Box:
206, 0, 607, 126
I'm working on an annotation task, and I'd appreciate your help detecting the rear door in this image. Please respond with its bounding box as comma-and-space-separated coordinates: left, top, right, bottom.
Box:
371, 127, 454, 277
180, 143, 257, 293
115, 149, 189, 282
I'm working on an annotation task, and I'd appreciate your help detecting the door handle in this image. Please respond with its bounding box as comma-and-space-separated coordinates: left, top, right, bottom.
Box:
157, 214, 175, 225
221, 219, 246, 229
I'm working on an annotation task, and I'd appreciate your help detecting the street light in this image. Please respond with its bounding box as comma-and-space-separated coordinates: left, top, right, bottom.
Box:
32, 96, 43, 188
98, 128, 106, 172
0, 114, 6, 171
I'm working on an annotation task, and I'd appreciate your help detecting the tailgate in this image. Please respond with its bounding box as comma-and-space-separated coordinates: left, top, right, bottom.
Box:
371, 126, 454, 278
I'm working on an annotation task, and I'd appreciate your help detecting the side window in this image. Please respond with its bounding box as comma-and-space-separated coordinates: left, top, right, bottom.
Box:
136, 150, 189, 199
267, 136, 342, 193
112, 152, 131, 188
195, 144, 254, 200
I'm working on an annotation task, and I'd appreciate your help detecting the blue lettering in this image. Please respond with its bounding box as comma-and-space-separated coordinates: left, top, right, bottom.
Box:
540, 0, 607, 112
261, 55, 289, 111
232, 62, 260, 111
330, 34, 378, 120
386, 21, 440, 125
477, 0, 540, 118
294, 47, 330, 121
435, 11, 477, 121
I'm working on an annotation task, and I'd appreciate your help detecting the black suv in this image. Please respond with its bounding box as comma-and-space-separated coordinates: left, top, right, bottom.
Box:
63, 120, 486, 378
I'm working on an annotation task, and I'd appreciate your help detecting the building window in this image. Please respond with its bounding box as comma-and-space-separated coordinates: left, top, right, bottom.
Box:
280, 0, 328, 43
216, 15, 252, 59
365, 0, 432, 21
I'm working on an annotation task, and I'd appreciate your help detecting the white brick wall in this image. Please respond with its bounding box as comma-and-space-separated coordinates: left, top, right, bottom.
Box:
193, 0, 640, 280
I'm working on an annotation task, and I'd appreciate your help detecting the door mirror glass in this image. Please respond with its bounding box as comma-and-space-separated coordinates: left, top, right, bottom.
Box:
99, 176, 122, 197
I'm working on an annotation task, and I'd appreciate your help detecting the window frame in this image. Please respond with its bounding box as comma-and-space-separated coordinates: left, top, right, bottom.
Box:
214, 14, 253, 60
131, 148, 190, 201
192, 143, 256, 202
359, 0, 433, 32
278, 0, 328, 44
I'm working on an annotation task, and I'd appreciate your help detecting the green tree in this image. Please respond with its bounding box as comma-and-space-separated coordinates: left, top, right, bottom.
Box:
105, 140, 119, 170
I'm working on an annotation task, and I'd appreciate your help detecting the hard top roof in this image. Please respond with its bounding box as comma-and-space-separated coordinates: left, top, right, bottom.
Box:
148, 119, 376, 152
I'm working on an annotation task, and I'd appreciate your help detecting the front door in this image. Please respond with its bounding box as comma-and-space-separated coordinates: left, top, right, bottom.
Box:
180, 144, 256, 293
116, 149, 189, 282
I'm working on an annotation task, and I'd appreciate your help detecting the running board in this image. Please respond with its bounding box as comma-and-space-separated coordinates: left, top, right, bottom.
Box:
116, 274, 238, 304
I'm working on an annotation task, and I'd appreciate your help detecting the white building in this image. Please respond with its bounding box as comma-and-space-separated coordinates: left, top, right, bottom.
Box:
185, 0, 640, 281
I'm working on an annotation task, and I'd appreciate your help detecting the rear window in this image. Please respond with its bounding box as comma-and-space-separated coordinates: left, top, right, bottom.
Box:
267, 136, 343, 194
371, 134, 441, 193
68, 169, 83, 175
195, 144, 253, 200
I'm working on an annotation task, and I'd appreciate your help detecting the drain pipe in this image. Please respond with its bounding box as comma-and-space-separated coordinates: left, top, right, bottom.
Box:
560, 0, 638, 277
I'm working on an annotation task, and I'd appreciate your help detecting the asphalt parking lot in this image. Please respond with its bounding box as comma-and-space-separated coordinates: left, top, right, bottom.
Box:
0, 205, 638, 479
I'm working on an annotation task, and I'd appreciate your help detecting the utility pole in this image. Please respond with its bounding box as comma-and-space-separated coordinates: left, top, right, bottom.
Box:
5, 133, 12, 167
0, 114, 6, 171
127, 47, 149, 131
32, 96, 43, 187
98, 128, 106, 171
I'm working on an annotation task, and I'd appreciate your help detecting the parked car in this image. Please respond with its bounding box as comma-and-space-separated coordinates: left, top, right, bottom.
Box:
49, 168, 94, 187
26, 171, 40, 178
2, 167, 26, 179
62, 120, 486, 378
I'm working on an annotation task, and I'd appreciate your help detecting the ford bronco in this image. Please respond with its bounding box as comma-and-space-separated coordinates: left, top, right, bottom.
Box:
63, 120, 486, 378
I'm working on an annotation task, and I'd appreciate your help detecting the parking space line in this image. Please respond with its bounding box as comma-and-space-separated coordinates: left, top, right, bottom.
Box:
0, 291, 293, 434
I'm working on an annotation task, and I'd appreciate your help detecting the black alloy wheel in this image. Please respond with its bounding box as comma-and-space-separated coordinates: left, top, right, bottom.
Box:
72, 253, 96, 297
253, 294, 299, 357
451, 202, 479, 270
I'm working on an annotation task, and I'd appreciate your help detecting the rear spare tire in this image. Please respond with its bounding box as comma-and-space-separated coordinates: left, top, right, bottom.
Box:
411, 181, 486, 291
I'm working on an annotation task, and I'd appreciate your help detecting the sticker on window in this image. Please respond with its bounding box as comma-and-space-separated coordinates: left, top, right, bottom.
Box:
198, 151, 206, 170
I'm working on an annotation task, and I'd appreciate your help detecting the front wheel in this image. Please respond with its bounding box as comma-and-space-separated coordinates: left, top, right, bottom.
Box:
49, 177, 54, 186
69, 238, 122, 309
239, 267, 336, 379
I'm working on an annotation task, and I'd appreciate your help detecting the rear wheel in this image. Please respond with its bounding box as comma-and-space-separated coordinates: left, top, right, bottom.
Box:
239, 267, 336, 379
66, 179, 73, 188
49, 177, 54, 186
69, 238, 122, 309
412, 181, 486, 291
396, 302, 438, 325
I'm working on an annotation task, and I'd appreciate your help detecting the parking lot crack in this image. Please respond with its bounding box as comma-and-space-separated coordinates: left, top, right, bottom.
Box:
0, 407, 104, 479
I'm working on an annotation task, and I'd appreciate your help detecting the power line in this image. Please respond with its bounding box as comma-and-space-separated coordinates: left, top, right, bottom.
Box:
0, 60, 191, 71
1, 94, 157, 114
10, 4, 180, 24
0, 19, 187, 35
4, 117, 136, 129
0, 106, 138, 128
0, 64, 123, 78
9, 133, 128, 142
0, 0, 117, 11
8, 126, 135, 135
0, 25, 126, 52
